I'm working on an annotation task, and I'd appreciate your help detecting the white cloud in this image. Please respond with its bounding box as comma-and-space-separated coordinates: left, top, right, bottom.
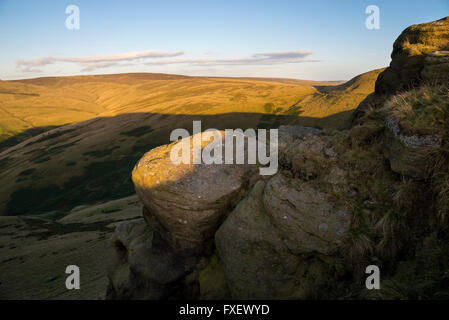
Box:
16, 49, 184, 72
16, 56, 55, 68
21, 67, 43, 73
61, 49, 184, 63
252, 50, 314, 59
146, 50, 318, 66
16, 49, 318, 73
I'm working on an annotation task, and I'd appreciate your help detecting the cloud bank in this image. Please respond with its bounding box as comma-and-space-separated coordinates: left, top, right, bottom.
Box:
145, 50, 318, 66
17, 49, 184, 72
16, 49, 318, 73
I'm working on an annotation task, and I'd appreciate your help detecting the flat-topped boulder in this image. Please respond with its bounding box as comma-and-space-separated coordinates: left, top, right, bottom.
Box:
132, 130, 257, 253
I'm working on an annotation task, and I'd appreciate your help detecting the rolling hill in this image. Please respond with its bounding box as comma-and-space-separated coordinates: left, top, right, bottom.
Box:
0, 69, 384, 299
0, 69, 383, 217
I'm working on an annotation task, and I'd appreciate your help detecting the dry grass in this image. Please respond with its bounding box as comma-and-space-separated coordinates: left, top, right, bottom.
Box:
0, 195, 142, 299
386, 85, 449, 224
383, 84, 449, 135
332, 81, 449, 295
0, 71, 380, 143
0, 71, 381, 216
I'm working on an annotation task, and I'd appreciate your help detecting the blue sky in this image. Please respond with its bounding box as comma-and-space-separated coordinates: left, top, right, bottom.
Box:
0, 0, 447, 80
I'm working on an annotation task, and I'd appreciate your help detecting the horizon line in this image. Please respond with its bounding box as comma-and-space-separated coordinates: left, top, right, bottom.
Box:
1, 70, 358, 83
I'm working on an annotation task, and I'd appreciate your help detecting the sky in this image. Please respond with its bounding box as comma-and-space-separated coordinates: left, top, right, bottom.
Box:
0, 0, 448, 81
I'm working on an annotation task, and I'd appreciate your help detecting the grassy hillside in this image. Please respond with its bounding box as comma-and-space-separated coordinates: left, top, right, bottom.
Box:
0, 70, 382, 216
0, 195, 142, 299
0, 73, 321, 143
0, 71, 382, 144
0, 69, 383, 299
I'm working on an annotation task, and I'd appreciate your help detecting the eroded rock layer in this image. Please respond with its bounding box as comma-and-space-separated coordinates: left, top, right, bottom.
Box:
375, 17, 449, 95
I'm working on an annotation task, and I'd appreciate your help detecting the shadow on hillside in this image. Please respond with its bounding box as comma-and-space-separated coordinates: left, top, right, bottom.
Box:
0, 110, 355, 154
0, 109, 355, 216
0, 126, 61, 153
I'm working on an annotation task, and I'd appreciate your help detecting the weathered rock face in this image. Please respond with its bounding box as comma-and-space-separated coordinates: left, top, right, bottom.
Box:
263, 174, 350, 255
106, 219, 189, 299
421, 50, 449, 82
107, 125, 353, 299
215, 180, 310, 299
132, 131, 257, 253
107, 117, 447, 299
214, 131, 351, 299
106, 17, 449, 300
215, 173, 350, 299
375, 16, 449, 95
277, 125, 321, 148
383, 116, 442, 179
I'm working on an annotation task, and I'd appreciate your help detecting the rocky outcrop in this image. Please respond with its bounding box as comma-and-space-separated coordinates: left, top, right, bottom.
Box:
216, 173, 350, 298
383, 116, 442, 179
213, 132, 352, 299
131, 131, 257, 254
421, 50, 449, 82
107, 126, 354, 299
277, 125, 320, 147
106, 17, 449, 300
107, 219, 188, 299
375, 16, 449, 95
262, 174, 350, 255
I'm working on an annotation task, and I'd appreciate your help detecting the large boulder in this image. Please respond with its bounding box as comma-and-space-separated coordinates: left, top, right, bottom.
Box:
132, 131, 257, 253
263, 174, 350, 255
108, 125, 357, 299
215, 180, 302, 299
383, 116, 442, 179
105, 17, 449, 300
215, 133, 351, 299
375, 16, 449, 95
106, 219, 190, 299
277, 125, 321, 148
215, 180, 335, 299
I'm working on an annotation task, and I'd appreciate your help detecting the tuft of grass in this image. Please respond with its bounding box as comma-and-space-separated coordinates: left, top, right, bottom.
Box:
338, 81, 449, 294
431, 169, 449, 224
382, 84, 449, 226
383, 85, 449, 136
